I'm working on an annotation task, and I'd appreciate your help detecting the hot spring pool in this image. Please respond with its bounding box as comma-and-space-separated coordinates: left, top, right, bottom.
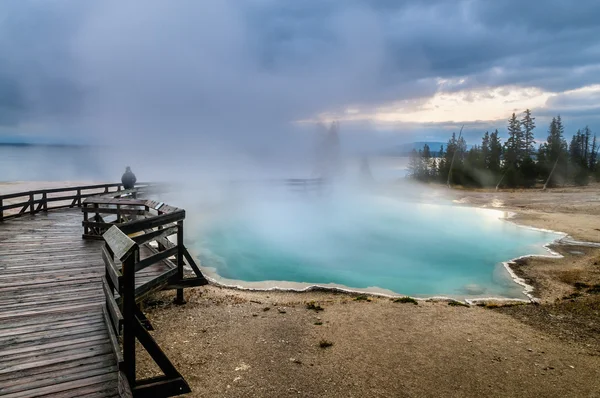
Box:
191, 196, 564, 299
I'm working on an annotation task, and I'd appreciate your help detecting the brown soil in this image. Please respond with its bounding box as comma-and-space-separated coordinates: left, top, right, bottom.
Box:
136, 183, 600, 397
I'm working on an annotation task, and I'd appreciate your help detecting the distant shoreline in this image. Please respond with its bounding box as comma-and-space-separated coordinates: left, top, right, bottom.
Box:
0, 142, 93, 148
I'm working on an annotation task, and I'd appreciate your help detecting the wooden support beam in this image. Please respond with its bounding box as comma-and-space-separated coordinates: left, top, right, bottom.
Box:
133, 376, 190, 398
119, 210, 185, 235
81, 207, 146, 216
132, 225, 178, 246
82, 220, 114, 230
134, 268, 178, 302
135, 306, 154, 331
175, 221, 185, 304
134, 246, 178, 273
82, 233, 105, 241
183, 247, 205, 279
164, 277, 209, 290
133, 316, 187, 381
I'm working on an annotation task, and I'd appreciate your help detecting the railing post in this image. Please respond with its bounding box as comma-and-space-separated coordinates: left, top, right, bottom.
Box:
174, 220, 185, 305
0, 198, 3, 222
29, 194, 34, 215
82, 203, 89, 237
77, 189, 82, 207
122, 248, 137, 388
42, 192, 48, 212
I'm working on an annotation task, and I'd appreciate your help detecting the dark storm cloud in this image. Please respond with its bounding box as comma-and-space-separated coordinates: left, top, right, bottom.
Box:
0, 0, 599, 146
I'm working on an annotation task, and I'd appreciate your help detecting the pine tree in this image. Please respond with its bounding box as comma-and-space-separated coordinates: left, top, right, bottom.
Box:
437, 145, 446, 182
481, 131, 490, 169
489, 130, 502, 175
542, 116, 569, 187
407, 149, 420, 179
444, 133, 458, 184
465, 145, 483, 186
521, 109, 536, 158
503, 113, 524, 186
537, 143, 547, 174
583, 125, 591, 164
568, 126, 596, 185
505, 112, 524, 168
569, 129, 589, 185
422, 144, 432, 180
590, 134, 598, 172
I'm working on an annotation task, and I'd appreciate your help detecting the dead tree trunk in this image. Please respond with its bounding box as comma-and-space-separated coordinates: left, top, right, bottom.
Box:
495, 170, 507, 191
446, 125, 464, 188
542, 158, 560, 191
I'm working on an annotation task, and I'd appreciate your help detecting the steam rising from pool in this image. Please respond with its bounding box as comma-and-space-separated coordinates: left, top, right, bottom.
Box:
190, 188, 563, 299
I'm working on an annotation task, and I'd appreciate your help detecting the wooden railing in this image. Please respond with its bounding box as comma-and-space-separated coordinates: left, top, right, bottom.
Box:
99, 193, 208, 397
103, 226, 193, 397
0, 182, 154, 222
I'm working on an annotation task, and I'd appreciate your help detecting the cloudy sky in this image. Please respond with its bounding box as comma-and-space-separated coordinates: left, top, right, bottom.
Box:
1, 0, 599, 153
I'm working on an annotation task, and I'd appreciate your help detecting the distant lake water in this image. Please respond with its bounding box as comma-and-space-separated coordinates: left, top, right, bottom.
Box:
0, 145, 112, 182
0, 145, 410, 183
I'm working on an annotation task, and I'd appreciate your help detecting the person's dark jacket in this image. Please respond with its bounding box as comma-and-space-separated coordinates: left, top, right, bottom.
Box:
121, 169, 137, 189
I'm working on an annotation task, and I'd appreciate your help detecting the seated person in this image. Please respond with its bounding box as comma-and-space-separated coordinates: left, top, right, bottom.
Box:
121, 166, 137, 189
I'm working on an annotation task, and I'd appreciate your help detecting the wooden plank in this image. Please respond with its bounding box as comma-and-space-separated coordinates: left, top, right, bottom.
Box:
103, 226, 137, 261
0, 371, 116, 398
183, 246, 205, 278
156, 204, 180, 214
156, 236, 176, 250
119, 210, 185, 235
102, 306, 124, 364
0, 292, 103, 311
134, 246, 177, 273
118, 370, 133, 398
0, 363, 117, 396
102, 277, 123, 332
133, 376, 190, 398
81, 221, 114, 231
81, 208, 146, 215
0, 353, 114, 383
164, 277, 209, 290
0, 265, 103, 279
82, 233, 106, 240
0, 335, 110, 362
0, 302, 102, 321
131, 225, 177, 246
84, 198, 146, 206
0, 342, 113, 375
134, 267, 178, 301
102, 246, 122, 292
0, 317, 104, 341
0, 311, 99, 331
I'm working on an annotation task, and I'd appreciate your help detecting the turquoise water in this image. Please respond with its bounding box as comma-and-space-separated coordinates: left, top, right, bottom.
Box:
192, 195, 563, 299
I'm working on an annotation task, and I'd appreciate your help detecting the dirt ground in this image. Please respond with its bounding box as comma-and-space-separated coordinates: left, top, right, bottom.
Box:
137, 183, 600, 398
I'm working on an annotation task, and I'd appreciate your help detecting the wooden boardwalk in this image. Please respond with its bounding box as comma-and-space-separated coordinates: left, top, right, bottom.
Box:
0, 184, 208, 397
0, 209, 119, 397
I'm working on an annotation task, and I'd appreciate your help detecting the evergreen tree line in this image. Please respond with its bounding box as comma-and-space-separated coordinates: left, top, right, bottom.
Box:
407, 110, 599, 188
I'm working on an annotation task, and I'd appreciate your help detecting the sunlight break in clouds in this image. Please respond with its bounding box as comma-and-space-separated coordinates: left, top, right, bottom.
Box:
307, 85, 553, 126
